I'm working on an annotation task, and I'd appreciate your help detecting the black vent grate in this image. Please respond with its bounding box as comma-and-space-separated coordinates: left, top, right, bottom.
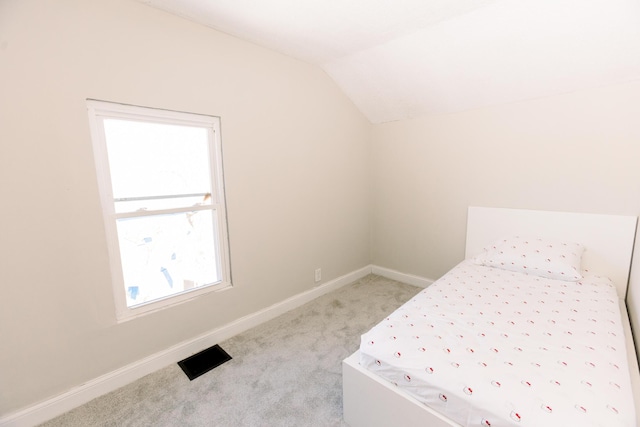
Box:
178, 344, 232, 381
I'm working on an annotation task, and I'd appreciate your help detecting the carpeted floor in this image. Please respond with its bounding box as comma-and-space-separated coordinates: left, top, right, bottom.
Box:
40, 274, 420, 427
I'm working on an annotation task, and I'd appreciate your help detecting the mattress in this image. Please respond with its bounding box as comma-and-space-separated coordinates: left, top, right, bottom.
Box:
359, 261, 636, 426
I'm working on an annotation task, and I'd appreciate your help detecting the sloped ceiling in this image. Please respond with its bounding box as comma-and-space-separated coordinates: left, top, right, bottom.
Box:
138, 0, 640, 123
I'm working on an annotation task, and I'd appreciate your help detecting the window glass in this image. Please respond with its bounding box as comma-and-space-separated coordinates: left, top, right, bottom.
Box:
103, 119, 212, 211
117, 210, 219, 307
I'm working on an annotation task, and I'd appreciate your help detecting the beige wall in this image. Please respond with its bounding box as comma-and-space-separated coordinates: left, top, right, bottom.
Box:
0, 0, 370, 414
371, 80, 640, 280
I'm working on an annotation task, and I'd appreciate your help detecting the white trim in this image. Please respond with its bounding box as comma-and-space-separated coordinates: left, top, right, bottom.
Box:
86, 99, 220, 126
0, 265, 373, 427
371, 265, 434, 288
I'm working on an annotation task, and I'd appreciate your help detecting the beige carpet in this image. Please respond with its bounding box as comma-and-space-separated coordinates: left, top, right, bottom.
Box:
40, 274, 420, 427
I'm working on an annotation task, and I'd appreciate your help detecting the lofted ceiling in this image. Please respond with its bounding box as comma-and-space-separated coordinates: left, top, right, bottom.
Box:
138, 0, 640, 123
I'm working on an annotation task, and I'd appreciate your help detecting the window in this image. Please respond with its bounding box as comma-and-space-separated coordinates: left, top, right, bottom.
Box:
87, 100, 231, 321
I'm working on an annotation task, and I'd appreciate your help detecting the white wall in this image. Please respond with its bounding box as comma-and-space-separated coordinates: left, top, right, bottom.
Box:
371, 80, 640, 280
0, 0, 370, 415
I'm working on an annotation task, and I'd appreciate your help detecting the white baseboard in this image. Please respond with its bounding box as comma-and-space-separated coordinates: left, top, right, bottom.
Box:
0, 265, 373, 427
371, 265, 434, 288
0, 264, 431, 427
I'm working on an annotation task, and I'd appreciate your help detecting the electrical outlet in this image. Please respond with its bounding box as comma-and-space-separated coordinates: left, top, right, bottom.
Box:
314, 268, 322, 283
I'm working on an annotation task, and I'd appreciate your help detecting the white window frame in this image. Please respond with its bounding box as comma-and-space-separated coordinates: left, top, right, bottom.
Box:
87, 100, 232, 322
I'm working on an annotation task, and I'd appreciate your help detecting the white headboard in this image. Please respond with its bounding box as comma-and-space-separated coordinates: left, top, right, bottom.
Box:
465, 207, 637, 299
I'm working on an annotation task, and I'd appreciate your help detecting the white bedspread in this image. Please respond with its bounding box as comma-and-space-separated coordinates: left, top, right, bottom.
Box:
359, 261, 636, 426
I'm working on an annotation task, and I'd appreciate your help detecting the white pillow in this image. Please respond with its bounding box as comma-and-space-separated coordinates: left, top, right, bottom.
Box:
472, 236, 584, 281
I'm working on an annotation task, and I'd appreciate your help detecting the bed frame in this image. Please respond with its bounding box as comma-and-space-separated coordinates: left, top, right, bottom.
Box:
343, 206, 640, 427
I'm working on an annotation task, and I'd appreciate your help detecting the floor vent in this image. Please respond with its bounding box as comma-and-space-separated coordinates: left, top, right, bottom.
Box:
178, 344, 232, 381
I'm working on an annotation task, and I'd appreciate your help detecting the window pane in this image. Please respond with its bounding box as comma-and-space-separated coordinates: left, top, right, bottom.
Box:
104, 119, 212, 210
116, 210, 220, 307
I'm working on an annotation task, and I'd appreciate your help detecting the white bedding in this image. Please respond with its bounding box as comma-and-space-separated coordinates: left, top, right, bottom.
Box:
359, 260, 636, 426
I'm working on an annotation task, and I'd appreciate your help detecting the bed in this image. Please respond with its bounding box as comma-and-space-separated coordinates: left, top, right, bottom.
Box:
343, 207, 640, 426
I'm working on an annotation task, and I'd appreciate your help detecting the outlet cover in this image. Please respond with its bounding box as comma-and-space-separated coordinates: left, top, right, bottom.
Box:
314, 268, 322, 282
